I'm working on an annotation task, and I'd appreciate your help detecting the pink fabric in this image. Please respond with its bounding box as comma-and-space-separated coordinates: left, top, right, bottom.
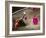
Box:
33, 16, 38, 25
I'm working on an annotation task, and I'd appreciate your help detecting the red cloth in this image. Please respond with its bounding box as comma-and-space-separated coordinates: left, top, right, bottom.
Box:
33, 16, 38, 25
